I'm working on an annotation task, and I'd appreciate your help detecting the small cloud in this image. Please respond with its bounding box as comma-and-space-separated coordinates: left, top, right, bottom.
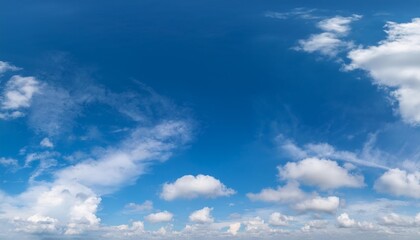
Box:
40, 138, 54, 148
0, 61, 20, 75
160, 174, 235, 201
145, 211, 173, 223
189, 207, 214, 224
124, 200, 153, 213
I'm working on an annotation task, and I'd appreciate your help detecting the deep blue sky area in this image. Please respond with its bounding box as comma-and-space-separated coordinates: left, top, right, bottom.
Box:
1, 1, 420, 239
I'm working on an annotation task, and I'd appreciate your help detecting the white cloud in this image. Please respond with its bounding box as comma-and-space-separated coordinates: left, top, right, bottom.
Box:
189, 207, 214, 224
379, 213, 415, 226
145, 211, 173, 223
336, 212, 374, 230
279, 158, 365, 190
247, 181, 306, 203
374, 168, 420, 198
276, 134, 389, 170
160, 174, 235, 201
298, 32, 350, 57
301, 220, 328, 232
337, 213, 356, 228
0, 120, 190, 235
296, 15, 361, 57
244, 217, 272, 233
317, 15, 362, 34
57, 121, 190, 194
124, 200, 153, 213
0, 75, 40, 119
295, 196, 340, 213
0, 157, 18, 167
0, 61, 20, 74
13, 214, 59, 234
40, 138, 54, 148
347, 18, 420, 125
227, 222, 241, 235
104, 221, 145, 238
268, 212, 293, 226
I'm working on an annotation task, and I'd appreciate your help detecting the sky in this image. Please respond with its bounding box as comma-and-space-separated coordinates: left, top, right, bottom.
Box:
1, 0, 420, 239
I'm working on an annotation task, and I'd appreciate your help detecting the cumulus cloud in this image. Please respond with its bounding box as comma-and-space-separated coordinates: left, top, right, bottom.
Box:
0, 75, 40, 119
189, 207, 214, 224
247, 181, 306, 203
374, 168, 420, 198
337, 213, 356, 228
13, 214, 59, 234
294, 196, 340, 213
227, 222, 241, 235
279, 158, 365, 190
296, 15, 361, 57
160, 174, 235, 201
301, 220, 328, 232
268, 212, 294, 226
347, 18, 420, 125
0, 60, 192, 236
145, 211, 173, 223
337, 213, 375, 230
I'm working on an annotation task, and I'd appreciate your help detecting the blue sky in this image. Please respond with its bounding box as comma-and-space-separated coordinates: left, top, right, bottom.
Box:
1, 0, 420, 239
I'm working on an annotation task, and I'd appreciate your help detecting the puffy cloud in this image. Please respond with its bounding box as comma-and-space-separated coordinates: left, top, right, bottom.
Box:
0, 61, 20, 74
244, 217, 271, 233
227, 222, 241, 235
337, 213, 356, 228
247, 181, 306, 203
124, 201, 153, 213
189, 207, 214, 224
301, 220, 328, 232
104, 221, 145, 238
317, 15, 362, 34
268, 212, 293, 226
279, 158, 365, 190
0, 120, 190, 235
295, 196, 340, 213
145, 211, 173, 223
347, 18, 420, 125
0, 75, 40, 119
13, 214, 59, 234
374, 168, 420, 198
296, 15, 361, 57
160, 174, 235, 201
40, 138, 54, 148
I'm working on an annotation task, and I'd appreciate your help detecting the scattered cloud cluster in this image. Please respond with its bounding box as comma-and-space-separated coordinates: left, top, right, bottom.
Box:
296, 15, 361, 57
